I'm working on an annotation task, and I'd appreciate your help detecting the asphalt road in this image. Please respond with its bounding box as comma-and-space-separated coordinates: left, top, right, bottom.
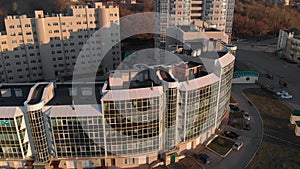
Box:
234, 41, 300, 109
205, 84, 263, 169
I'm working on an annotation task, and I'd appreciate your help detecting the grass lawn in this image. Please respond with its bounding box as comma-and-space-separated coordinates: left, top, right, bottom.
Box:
244, 88, 300, 169
207, 136, 235, 156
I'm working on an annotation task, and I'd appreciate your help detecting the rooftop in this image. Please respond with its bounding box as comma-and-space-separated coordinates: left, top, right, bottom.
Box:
233, 71, 260, 79
0, 84, 33, 106
129, 79, 159, 89
205, 28, 222, 32
296, 121, 300, 127
28, 84, 48, 105
159, 70, 176, 82
187, 61, 201, 68
46, 83, 104, 105
291, 110, 300, 116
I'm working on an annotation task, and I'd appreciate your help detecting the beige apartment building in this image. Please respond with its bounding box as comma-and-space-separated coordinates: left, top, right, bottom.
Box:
0, 2, 121, 83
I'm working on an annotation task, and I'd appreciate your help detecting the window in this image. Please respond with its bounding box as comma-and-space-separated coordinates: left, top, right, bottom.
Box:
25, 24, 31, 28
9, 25, 14, 29
124, 158, 135, 165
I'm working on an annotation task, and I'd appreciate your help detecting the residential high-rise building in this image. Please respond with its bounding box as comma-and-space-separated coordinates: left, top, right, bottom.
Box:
155, 0, 235, 45
0, 30, 235, 168
0, 2, 121, 83
155, 0, 191, 45
203, 0, 235, 40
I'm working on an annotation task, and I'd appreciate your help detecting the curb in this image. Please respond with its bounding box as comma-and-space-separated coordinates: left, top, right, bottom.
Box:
241, 89, 264, 169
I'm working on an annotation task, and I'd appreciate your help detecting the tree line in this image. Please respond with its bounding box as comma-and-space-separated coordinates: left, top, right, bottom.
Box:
233, 0, 300, 38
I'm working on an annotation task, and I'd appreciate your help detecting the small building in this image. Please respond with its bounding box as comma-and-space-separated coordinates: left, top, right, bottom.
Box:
232, 71, 259, 84
290, 110, 300, 124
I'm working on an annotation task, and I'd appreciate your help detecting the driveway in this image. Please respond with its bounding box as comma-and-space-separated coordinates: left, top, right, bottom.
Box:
205, 84, 263, 169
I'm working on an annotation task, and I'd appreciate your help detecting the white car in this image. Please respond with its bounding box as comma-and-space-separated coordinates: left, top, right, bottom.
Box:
244, 112, 251, 121
281, 93, 293, 99
233, 141, 243, 151
276, 91, 288, 96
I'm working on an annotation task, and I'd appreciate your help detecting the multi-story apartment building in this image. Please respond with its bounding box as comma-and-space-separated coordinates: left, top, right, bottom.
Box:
203, 0, 235, 40
277, 29, 294, 51
285, 37, 300, 64
155, 0, 235, 45
155, 0, 191, 45
0, 2, 121, 83
0, 28, 235, 168
277, 29, 300, 64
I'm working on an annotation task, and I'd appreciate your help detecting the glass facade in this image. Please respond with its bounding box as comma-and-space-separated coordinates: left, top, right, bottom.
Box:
28, 109, 50, 163
103, 96, 163, 155
164, 88, 177, 150
180, 82, 219, 141
0, 116, 23, 159
217, 61, 234, 121
51, 116, 105, 158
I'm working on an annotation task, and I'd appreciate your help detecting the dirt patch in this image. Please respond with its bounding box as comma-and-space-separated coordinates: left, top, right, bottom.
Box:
244, 88, 300, 169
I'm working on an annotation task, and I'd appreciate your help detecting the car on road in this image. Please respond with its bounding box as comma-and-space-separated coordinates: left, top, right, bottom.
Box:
198, 153, 211, 164
229, 104, 240, 112
281, 93, 293, 99
244, 120, 251, 130
276, 90, 288, 96
232, 141, 243, 151
244, 112, 251, 121
223, 131, 240, 139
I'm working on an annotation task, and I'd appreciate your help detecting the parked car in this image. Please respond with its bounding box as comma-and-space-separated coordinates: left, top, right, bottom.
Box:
232, 141, 243, 151
244, 120, 251, 130
229, 104, 240, 112
244, 112, 251, 121
223, 131, 240, 139
198, 153, 211, 164
276, 90, 288, 96
281, 93, 293, 99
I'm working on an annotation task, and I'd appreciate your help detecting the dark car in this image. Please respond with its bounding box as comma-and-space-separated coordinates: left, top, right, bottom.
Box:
229, 104, 240, 112
198, 153, 211, 164
223, 131, 240, 139
244, 120, 251, 130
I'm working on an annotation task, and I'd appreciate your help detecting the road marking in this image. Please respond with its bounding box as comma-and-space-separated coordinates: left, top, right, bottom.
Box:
264, 133, 300, 147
